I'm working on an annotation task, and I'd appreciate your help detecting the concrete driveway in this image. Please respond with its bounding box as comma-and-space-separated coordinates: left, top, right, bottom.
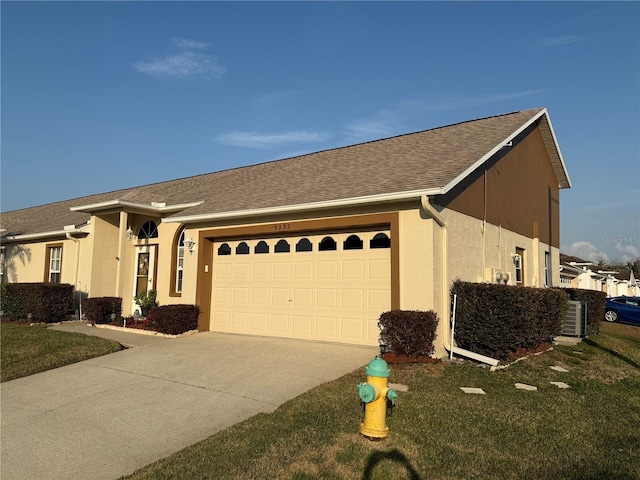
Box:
0, 324, 377, 480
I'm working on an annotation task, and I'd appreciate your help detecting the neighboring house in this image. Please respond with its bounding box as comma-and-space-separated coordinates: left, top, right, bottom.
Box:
558, 256, 640, 297
1, 108, 571, 357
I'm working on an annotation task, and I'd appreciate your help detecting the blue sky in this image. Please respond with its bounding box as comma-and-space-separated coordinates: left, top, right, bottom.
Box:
2, 1, 639, 263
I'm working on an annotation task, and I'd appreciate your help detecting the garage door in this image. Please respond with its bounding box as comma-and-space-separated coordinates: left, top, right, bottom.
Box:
210, 229, 391, 346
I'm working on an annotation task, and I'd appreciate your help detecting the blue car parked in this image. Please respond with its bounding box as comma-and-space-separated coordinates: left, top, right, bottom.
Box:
604, 297, 640, 325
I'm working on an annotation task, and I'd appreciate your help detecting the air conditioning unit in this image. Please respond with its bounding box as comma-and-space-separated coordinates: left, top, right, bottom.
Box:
561, 300, 587, 337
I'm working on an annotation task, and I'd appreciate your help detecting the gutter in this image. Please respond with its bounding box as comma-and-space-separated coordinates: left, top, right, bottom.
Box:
2, 228, 87, 242
420, 195, 499, 367
164, 188, 444, 224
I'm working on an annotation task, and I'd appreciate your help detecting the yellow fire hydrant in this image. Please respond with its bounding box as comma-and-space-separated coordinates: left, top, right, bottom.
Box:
357, 356, 398, 439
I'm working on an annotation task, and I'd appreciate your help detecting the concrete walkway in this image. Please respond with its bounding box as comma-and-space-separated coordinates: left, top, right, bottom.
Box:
1, 324, 377, 480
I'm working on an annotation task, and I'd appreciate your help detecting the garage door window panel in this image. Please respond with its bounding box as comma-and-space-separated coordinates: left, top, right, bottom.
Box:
344, 235, 363, 250
275, 239, 290, 253
236, 242, 250, 255
370, 233, 391, 249
255, 241, 270, 254
218, 243, 232, 255
319, 236, 337, 251
296, 238, 313, 252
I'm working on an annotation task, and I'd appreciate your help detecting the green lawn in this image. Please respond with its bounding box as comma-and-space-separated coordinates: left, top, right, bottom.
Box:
123, 322, 640, 480
1, 322, 123, 382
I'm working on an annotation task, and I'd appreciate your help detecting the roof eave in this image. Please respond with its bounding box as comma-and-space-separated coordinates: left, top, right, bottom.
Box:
163, 188, 443, 224
1, 227, 89, 242
70, 200, 204, 215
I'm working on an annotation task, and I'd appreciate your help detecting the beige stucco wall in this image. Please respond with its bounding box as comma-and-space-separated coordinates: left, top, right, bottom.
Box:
440, 207, 561, 287
88, 214, 120, 297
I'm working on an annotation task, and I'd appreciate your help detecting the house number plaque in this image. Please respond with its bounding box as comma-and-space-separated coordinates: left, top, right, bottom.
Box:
272, 223, 291, 231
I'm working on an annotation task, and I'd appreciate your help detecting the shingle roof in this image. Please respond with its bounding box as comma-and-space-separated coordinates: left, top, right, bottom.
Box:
1, 108, 569, 237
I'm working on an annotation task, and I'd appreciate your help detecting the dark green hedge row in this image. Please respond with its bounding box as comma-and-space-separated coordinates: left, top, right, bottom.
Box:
378, 310, 439, 357
560, 288, 606, 336
0, 283, 74, 323
149, 304, 199, 335
82, 297, 123, 325
451, 280, 568, 360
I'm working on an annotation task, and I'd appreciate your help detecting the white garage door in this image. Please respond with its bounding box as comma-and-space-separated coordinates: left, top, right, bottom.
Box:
210, 230, 391, 346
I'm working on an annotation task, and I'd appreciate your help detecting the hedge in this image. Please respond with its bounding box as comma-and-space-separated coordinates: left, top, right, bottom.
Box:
560, 288, 606, 336
378, 310, 439, 357
82, 297, 123, 325
0, 283, 74, 323
451, 280, 568, 360
149, 304, 199, 335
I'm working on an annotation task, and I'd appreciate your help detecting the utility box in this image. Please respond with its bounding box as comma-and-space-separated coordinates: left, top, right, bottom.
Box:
561, 300, 587, 337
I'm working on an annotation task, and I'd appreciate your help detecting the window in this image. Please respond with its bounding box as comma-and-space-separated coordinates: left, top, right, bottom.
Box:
514, 248, 525, 284
218, 243, 232, 255
344, 235, 363, 250
46, 245, 62, 283
0, 247, 4, 283
296, 238, 313, 252
175, 230, 184, 293
370, 233, 391, 249
319, 236, 337, 251
275, 239, 290, 253
236, 242, 250, 255
255, 241, 269, 254
544, 251, 552, 287
138, 221, 158, 239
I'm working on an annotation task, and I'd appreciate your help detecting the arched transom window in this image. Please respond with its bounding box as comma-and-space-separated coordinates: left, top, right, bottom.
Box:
138, 221, 158, 240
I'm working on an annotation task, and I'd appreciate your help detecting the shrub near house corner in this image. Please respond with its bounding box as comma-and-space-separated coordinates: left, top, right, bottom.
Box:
451, 280, 568, 360
378, 310, 439, 357
0, 283, 74, 323
150, 304, 200, 335
82, 297, 123, 325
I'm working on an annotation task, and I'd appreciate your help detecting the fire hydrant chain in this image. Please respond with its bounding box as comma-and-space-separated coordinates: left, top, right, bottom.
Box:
357, 356, 397, 439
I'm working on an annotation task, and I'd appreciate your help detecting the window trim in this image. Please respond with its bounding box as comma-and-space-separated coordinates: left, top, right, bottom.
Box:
44, 243, 63, 283
515, 248, 525, 284
169, 227, 185, 297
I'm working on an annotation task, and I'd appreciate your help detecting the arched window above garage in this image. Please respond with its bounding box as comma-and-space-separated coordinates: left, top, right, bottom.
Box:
236, 242, 250, 255
255, 241, 269, 254
319, 236, 337, 251
218, 243, 232, 255
344, 234, 363, 250
370, 233, 391, 249
296, 238, 313, 252
275, 239, 290, 253
138, 221, 158, 239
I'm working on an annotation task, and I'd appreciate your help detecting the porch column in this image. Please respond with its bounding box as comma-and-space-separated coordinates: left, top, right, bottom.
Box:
115, 211, 129, 298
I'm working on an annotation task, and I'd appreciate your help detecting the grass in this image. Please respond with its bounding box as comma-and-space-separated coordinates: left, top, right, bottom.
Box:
123, 322, 640, 480
1, 322, 123, 382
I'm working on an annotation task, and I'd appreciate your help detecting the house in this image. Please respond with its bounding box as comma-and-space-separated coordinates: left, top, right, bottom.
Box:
558, 254, 640, 297
1, 108, 571, 357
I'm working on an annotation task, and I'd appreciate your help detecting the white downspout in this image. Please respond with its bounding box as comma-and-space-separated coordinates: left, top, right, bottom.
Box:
420, 195, 499, 367
66, 232, 81, 319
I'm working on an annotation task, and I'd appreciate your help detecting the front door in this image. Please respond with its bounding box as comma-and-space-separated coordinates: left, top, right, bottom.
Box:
132, 245, 156, 314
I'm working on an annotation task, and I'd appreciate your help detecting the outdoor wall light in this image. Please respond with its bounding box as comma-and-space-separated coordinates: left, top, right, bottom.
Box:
126, 226, 133, 242
184, 236, 196, 252
496, 271, 504, 283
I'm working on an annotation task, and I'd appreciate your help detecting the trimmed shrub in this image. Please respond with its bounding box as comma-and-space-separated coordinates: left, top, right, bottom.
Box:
561, 288, 606, 336
0, 283, 74, 323
378, 310, 439, 357
451, 280, 568, 360
150, 304, 199, 335
82, 297, 122, 325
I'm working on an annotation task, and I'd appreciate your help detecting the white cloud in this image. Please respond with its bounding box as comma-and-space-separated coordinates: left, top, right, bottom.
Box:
173, 37, 210, 50
615, 242, 640, 263
344, 109, 402, 141
134, 39, 226, 80
399, 90, 545, 112
562, 241, 610, 263
216, 130, 329, 149
534, 35, 585, 49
